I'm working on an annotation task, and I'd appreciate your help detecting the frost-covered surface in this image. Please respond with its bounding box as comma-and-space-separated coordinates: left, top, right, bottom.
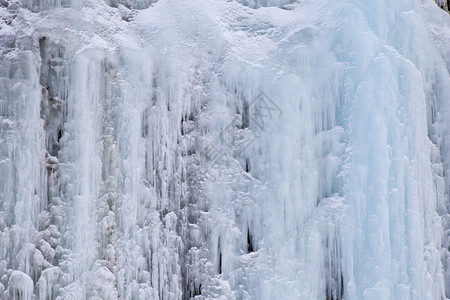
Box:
0, 0, 450, 299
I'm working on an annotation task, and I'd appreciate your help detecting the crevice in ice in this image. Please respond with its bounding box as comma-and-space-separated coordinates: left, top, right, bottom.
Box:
141, 107, 149, 138
241, 99, 249, 129
218, 237, 223, 274
39, 36, 67, 158
218, 252, 222, 274
247, 228, 254, 253
151, 76, 158, 106
193, 283, 202, 297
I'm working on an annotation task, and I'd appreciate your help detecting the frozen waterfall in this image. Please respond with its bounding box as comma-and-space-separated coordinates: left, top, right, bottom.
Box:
0, 0, 450, 299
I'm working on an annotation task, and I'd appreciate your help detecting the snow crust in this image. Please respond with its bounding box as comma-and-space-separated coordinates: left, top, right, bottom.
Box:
0, 0, 449, 299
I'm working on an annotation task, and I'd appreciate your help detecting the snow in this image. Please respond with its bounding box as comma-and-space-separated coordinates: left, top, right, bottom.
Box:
0, 0, 449, 299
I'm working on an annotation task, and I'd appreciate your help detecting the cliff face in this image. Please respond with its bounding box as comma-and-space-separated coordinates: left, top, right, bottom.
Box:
0, 0, 449, 299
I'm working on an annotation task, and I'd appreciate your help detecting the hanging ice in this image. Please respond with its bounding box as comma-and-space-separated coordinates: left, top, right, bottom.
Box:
0, 0, 449, 299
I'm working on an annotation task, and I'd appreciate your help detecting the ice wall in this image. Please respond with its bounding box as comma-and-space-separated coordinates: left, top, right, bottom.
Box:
0, 0, 449, 299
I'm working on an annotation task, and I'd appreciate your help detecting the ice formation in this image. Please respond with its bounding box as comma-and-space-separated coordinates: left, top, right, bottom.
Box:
0, 0, 449, 299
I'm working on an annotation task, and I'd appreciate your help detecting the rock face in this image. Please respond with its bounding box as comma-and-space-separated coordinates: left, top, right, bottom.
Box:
0, 0, 449, 299
435, 0, 450, 11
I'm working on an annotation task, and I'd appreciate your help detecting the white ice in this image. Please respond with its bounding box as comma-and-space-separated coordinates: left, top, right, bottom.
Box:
0, 0, 449, 299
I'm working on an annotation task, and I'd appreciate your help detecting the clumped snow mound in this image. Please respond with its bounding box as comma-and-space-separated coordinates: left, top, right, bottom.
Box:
0, 0, 449, 299
8, 271, 33, 300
